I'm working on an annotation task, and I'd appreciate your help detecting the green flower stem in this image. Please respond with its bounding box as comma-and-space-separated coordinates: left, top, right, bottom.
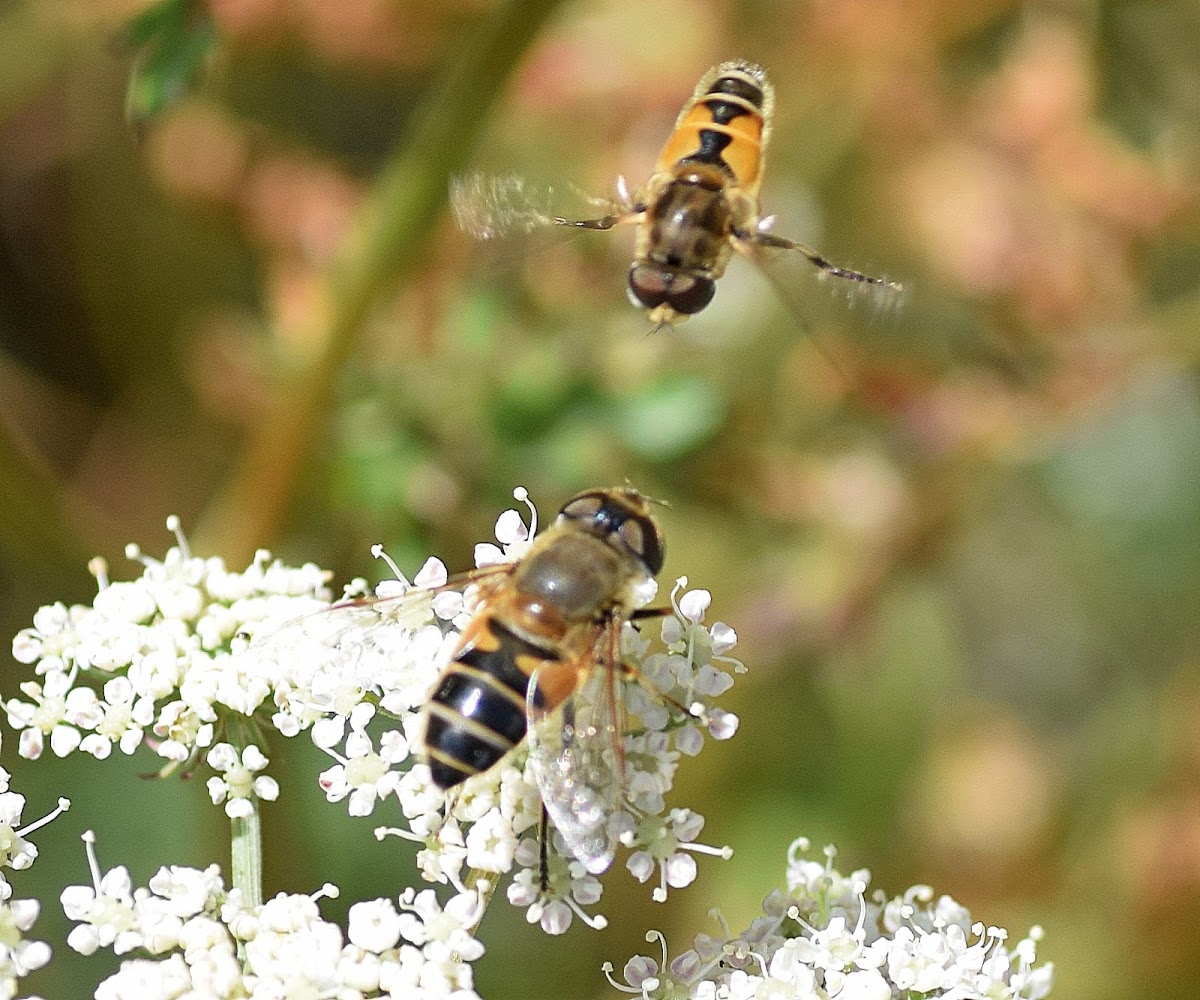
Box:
227, 727, 263, 910
194, 0, 567, 562
230, 797, 263, 910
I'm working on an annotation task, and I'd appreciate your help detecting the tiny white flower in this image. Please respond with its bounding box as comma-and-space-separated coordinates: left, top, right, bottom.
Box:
95, 953, 194, 1000
507, 838, 606, 935
464, 807, 518, 873
625, 809, 729, 903
6, 670, 82, 760
61, 831, 142, 956
348, 898, 403, 953
0, 790, 70, 900
317, 705, 404, 817
0, 895, 51, 995
474, 487, 537, 565
205, 742, 278, 818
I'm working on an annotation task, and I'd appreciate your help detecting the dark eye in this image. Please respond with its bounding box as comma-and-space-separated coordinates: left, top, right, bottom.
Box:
627, 264, 670, 309
558, 489, 665, 575
666, 275, 715, 315
627, 518, 665, 575
627, 266, 716, 316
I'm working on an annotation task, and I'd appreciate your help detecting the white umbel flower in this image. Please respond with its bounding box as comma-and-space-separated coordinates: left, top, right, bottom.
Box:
205, 743, 279, 818
7, 518, 332, 765
606, 837, 1054, 1000
66, 835, 487, 999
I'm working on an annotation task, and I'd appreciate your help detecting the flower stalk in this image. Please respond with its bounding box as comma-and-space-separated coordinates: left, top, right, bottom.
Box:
227, 727, 263, 911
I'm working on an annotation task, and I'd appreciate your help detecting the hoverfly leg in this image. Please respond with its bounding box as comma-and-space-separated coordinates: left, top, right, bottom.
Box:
743, 229, 905, 299
629, 606, 671, 622
551, 213, 627, 231
539, 804, 551, 895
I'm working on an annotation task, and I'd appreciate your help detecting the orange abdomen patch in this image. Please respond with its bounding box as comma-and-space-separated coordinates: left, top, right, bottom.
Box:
655, 99, 763, 187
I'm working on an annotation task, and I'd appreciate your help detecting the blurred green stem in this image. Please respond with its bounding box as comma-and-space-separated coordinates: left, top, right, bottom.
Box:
0, 405, 95, 580
195, 0, 567, 561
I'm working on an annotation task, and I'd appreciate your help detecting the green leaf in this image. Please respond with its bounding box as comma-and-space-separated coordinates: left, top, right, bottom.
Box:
124, 0, 217, 126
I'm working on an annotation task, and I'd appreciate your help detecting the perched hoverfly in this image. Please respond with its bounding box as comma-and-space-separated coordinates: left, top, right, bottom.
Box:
452, 59, 903, 327
248, 487, 674, 876
421, 486, 666, 874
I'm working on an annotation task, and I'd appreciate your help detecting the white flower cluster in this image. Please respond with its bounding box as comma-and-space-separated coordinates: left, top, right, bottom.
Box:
7, 516, 333, 768
606, 837, 1055, 1000
0, 763, 63, 999
63, 831, 484, 999
5, 491, 743, 935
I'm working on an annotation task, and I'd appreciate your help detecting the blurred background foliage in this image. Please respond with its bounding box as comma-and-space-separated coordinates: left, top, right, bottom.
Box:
2, 0, 1200, 996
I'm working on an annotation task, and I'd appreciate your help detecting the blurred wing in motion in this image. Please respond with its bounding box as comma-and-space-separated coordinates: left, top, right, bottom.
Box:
525, 632, 627, 875
451, 172, 558, 240
450, 171, 637, 242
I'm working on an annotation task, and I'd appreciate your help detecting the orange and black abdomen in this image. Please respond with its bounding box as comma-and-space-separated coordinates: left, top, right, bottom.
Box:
656, 67, 768, 191
422, 614, 561, 789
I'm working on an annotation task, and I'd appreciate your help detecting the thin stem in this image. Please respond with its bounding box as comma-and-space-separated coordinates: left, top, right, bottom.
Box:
464, 866, 499, 914
227, 727, 263, 910
230, 799, 263, 910
194, 0, 568, 562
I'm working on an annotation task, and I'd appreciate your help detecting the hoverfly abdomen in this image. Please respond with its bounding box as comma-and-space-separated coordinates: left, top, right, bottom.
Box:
656, 61, 771, 192
423, 616, 559, 789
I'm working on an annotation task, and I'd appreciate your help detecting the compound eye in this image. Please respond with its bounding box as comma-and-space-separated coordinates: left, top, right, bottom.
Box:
618, 516, 664, 575
666, 275, 715, 315
627, 264, 671, 309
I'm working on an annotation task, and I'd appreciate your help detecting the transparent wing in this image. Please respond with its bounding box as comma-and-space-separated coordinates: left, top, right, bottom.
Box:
450, 171, 637, 241
238, 564, 513, 701
451, 173, 559, 240
525, 623, 627, 875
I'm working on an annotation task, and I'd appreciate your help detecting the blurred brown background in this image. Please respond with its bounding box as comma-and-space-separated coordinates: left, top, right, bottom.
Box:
3, 0, 1200, 996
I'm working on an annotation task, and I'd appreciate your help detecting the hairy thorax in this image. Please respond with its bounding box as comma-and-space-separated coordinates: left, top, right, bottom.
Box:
512, 531, 633, 625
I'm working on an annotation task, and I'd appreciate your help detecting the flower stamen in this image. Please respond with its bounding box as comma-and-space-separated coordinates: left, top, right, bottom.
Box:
17, 797, 71, 838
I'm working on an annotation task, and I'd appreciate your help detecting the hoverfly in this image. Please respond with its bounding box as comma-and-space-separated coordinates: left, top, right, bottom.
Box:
250, 487, 673, 876
452, 59, 903, 327
421, 486, 666, 874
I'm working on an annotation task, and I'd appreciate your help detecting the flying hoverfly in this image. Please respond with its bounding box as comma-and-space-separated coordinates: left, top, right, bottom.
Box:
452, 59, 903, 327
